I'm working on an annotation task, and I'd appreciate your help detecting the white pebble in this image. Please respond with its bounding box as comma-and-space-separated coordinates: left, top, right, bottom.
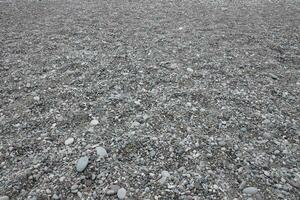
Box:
117, 188, 126, 199
90, 119, 99, 126
64, 137, 74, 145
187, 68, 194, 72
33, 96, 40, 101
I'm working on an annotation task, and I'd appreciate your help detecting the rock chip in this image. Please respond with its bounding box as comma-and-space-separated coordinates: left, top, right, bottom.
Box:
117, 188, 126, 199
76, 156, 89, 172
0, 196, 9, 200
243, 187, 259, 194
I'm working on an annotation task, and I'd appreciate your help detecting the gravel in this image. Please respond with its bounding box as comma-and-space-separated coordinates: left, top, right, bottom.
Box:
0, 0, 299, 199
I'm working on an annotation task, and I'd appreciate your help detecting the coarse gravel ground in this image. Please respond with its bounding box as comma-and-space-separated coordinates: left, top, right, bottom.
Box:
0, 0, 299, 199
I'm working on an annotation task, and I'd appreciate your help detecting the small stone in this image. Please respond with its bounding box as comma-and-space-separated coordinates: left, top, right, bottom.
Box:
218, 140, 226, 146
96, 147, 108, 158
263, 132, 272, 139
106, 185, 120, 195
159, 176, 167, 184
131, 121, 140, 127
274, 150, 280, 155
243, 187, 259, 194
64, 137, 74, 145
269, 73, 279, 80
117, 188, 126, 199
0, 196, 9, 200
241, 127, 247, 132
76, 156, 89, 172
52, 194, 60, 200
150, 150, 156, 157
161, 170, 170, 177
33, 96, 40, 101
90, 119, 99, 126
187, 68, 194, 72
71, 184, 78, 191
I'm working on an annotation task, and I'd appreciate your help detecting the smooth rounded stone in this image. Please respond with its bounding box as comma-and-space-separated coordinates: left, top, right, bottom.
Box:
0, 196, 9, 200
90, 119, 99, 126
106, 185, 120, 196
96, 147, 108, 158
76, 156, 89, 172
64, 137, 74, 145
243, 187, 259, 195
117, 188, 126, 199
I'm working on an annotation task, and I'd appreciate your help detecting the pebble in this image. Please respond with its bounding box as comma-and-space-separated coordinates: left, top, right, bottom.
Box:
96, 147, 108, 158
243, 187, 259, 194
117, 188, 126, 199
187, 68, 194, 72
76, 156, 89, 172
33, 96, 40, 101
274, 150, 280, 155
52, 194, 60, 200
218, 140, 226, 146
263, 132, 272, 139
106, 185, 120, 195
241, 127, 247, 132
71, 184, 78, 191
90, 119, 99, 126
161, 170, 170, 177
64, 137, 74, 145
0, 196, 9, 200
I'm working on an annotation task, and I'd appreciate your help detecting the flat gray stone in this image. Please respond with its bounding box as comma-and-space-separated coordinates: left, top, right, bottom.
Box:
96, 147, 108, 158
243, 187, 259, 194
76, 156, 89, 172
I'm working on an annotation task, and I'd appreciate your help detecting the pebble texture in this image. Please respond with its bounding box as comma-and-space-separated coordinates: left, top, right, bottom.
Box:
0, 0, 299, 199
